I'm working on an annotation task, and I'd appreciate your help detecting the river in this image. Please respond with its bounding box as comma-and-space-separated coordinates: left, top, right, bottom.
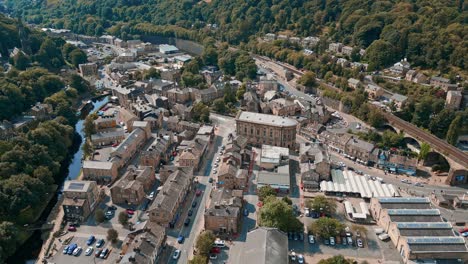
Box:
8, 96, 109, 264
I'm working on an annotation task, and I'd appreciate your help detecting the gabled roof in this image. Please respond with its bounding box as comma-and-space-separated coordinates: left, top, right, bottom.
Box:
240, 227, 288, 264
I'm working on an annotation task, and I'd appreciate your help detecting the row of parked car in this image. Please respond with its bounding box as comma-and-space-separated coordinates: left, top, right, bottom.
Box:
62, 236, 109, 258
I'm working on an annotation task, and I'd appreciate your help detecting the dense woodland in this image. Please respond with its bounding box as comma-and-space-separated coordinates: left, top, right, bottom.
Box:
6, 0, 467, 72
0, 14, 90, 261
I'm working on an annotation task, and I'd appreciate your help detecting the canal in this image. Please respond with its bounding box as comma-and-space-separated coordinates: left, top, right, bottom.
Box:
9, 96, 109, 264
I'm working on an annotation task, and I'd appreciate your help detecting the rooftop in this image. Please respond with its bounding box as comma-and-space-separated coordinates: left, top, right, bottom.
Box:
83, 161, 115, 170
257, 170, 290, 187
240, 227, 288, 264
237, 111, 298, 127
260, 145, 289, 164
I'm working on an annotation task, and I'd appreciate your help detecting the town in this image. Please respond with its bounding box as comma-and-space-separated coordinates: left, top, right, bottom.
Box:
15, 25, 464, 264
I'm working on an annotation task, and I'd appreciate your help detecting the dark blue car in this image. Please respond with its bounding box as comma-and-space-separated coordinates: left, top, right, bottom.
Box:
86, 235, 95, 246
67, 243, 77, 255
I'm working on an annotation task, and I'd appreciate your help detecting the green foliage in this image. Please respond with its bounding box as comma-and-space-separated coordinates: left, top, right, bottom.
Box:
69, 49, 87, 68
235, 52, 257, 80
12, 52, 30, 70
118, 211, 129, 226
419, 142, 431, 160
446, 115, 462, 146
298, 72, 317, 88
0, 222, 18, 261
318, 255, 354, 264
83, 113, 98, 138
189, 255, 208, 264
195, 230, 216, 256
258, 185, 276, 201
212, 98, 227, 114
365, 40, 397, 70
309, 217, 345, 239
282, 196, 292, 205
236, 83, 246, 101
192, 102, 210, 123
142, 68, 160, 80
107, 228, 119, 243
305, 196, 337, 216
378, 131, 405, 149
258, 197, 303, 232
95, 209, 105, 224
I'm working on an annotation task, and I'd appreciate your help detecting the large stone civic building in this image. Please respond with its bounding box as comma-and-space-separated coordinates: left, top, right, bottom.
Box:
235, 111, 298, 149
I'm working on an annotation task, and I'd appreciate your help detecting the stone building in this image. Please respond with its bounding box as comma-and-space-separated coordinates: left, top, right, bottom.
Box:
204, 188, 243, 234
62, 181, 100, 222
82, 161, 119, 183
110, 166, 155, 205
235, 111, 298, 149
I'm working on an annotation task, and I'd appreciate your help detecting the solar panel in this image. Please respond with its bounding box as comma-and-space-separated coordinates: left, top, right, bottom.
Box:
407, 236, 465, 244
68, 182, 85, 190
379, 197, 429, 204
396, 222, 452, 229
387, 209, 440, 215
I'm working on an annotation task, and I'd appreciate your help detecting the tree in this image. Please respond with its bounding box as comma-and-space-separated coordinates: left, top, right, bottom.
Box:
13, 51, 30, 70
143, 68, 160, 80
446, 115, 462, 145
236, 83, 246, 100
192, 102, 210, 123
0, 222, 18, 261
258, 185, 276, 201
95, 209, 105, 224
118, 211, 129, 226
195, 230, 216, 256
235, 52, 257, 80
318, 255, 353, 264
309, 217, 344, 239
419, 142, 431, 160
305, 196, 337, 216
202, 47, 218, 66
83, 113, 97, 138
223, 83, 236, 104
107, 228, 119, 243
367, 109, 386, 128
259, 197, 303, 232
69, 49, 87, 68
189, 255, 208, 264
298, 72, 316, 88
365, 40, 397, 71
282, 196, 292, 205
212, 98, 227, 113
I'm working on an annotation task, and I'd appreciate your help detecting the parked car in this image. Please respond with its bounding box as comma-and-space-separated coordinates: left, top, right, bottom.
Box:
304, 208, 310, 217
210, 247, 221, 254
85, 247, 93, 256
86, 235, 96, 245
188, 209, 193, 216
290, 252, 297, 261
299, 232, 304, 241
208, 178, 213, 183
94, 249, 102, 257
67, 226, 76, 232
298, 254, 304, 264
96, 239, 105, 248
173, 250, 181, 259
293, 232, 299, 240
184, 218, 191, 226
347, 237, 353, 245
342, 237, 347, 245
149, 191, 155, 199
72, 247, 82, 256
67, 244, 77, 255
196, 190, 202, 196
459, 227, 468, 233
100, 248, 109, 258
63, 245, 69, 254
192, 201, 197, 208
213, 239, 226, 248
126, 209, 135, 215
357, 238, 363, 248
177, 235, 185, 244
324, 238, 330, 245
308, 235, 315, 244
330, 237, 335, 245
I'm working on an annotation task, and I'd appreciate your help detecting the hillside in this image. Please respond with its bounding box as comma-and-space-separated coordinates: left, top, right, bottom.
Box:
5, 0, 467, 71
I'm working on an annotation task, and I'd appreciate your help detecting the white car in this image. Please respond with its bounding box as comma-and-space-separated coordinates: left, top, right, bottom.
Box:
330, 237, 335, 245
85, 246, 93, 256
72, 247, 82, 256
149, 191, 155, 199
172, 250, 181, 259
298, 254, 304, 264
308, 235, 315, 244
290, 252, 296, 261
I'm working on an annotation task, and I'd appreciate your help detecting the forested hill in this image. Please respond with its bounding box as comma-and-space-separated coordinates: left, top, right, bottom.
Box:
6, 0, 467, 70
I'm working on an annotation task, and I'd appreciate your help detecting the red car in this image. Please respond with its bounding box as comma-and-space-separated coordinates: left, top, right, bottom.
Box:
68, 226, 77, 232
126, 209, 135, 215
196, 190, 202, 197
112, 142, 119, 147
459, 227, 468, 233
210, 247, 221, 254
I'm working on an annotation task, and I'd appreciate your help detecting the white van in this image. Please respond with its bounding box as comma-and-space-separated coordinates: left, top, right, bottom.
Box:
378, 233, 390, 241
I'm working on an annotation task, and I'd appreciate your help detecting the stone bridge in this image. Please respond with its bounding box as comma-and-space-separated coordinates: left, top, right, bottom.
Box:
382, 112, 468, 185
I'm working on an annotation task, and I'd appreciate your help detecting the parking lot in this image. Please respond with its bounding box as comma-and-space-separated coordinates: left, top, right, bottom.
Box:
48, 234, 120, 264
